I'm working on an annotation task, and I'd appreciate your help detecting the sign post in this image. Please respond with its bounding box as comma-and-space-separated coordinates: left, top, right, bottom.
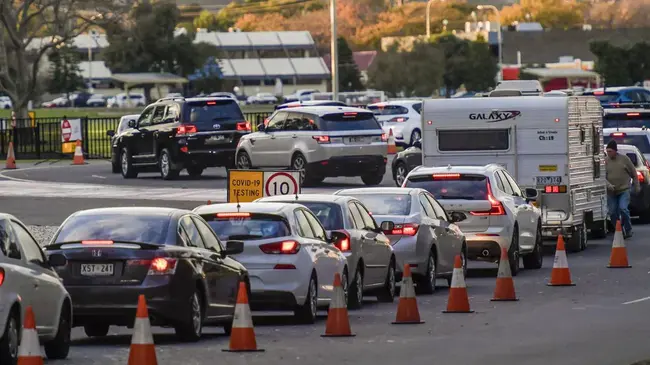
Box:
227, 170, 301, 203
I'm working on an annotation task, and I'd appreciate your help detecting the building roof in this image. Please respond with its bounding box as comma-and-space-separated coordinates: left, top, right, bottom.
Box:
111, 73, 189, 86
194, 30, 316, 50
78, 61, 112, 80
522, 68, 600, 79
216, 57, 330, 80
323, 51, 378, 72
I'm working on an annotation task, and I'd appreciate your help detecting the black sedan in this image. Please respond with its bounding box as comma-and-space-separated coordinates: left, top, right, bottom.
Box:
391, 140, 422, 186
44, 207, 248, 342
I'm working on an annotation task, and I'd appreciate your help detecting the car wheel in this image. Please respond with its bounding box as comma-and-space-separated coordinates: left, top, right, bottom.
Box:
347, 265, 364, 310
294, 273, 318, 324
361, 172, 384, 186
83, 324, 109, 337
159, 148, 180, 180
376, 258, 396, 303
44, 307, 71, 360
341, 269, 349, 307
291, 153, 309, 186
410, 129, 421, 146
508, 227, 520, 276
0, 308, 19, 365
120, 147, 138, 179
394, 162, 408, 187
236, 151, 252, 169
175, 291, 203, 342
522, 223, 544, 270
415, 251, 436, 294
187, 166, 204, 178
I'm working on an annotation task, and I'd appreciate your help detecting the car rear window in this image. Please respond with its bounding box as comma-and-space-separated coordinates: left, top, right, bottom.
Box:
438, 129, 509, 151
184, 99, 245, 128
53, 214, 171, 245
405, 174, 489, 200
367, 105, 409, 115
201, 213, 290, 241
318, 112, 381, 131
346, 194, 412, 216
604, 113, 650, 129
584, 92, 619, 103
293, 202, 343, 231
604, 134, 650, 154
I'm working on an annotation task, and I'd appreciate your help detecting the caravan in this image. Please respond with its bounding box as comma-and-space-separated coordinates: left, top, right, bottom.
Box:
416, 94, 608, 251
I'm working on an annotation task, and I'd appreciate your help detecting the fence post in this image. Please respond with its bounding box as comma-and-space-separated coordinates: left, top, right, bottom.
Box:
82, 117, 89, 157
34, 124, 41, 159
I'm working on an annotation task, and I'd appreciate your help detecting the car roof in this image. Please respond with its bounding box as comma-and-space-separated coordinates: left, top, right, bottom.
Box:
335, 187, 417, 195
257, 194, 350, 203
278, 100, 346, 107
617, 144, 640, 152
603, 127, 650, 134
586, 86, 646, 93
368, 100, 421, 107
409, 164, 498, 176
70, 207, 187, 218
274, 105, 370, 116
603, 108, 650, 114
193, 202, 302, 215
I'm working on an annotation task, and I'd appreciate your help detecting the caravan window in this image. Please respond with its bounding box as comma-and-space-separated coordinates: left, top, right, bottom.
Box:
438, 129, 509, 151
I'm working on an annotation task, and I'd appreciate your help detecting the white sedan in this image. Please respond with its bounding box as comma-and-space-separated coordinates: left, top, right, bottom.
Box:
193, 202, 349, 323
247, 93, 278, 105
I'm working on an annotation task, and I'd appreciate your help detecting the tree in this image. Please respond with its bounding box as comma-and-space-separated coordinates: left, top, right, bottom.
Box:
590, 41, 633, 86
435, 35, 471, 97
463, 39, 498, 92
47, 43, 84, 98
0, 0, 123, 119
192, 10, 231, 32
499, 0, 585, 29
337, 37, 363, 92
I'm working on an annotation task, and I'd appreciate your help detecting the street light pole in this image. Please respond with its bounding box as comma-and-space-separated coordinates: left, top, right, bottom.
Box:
330, 0, 339, 101
477, 4, 502, 81
425, 0, 445, 38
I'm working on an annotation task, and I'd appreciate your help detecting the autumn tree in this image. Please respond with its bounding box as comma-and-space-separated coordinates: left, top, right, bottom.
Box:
585, 0, 650, 28
498, 0, 585, 29
192, 9, 232, 32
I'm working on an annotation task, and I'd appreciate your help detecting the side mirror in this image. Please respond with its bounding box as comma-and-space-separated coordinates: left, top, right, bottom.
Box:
449, 211, 467, 223
524, 188, 539, 200
379, 221, 395, 232
222, 240, 244, 256
48, 253, 67, 267
257, 123, 266, 132
328, 230, 347, 244
106, 130, 115, 137
412, 140, 421, 149
128, 119, 137, 128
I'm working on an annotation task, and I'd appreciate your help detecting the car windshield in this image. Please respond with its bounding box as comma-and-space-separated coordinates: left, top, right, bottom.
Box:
294, 202, 343, 230
584, 92, 619, 103
604, 135, 650, 154
201, 213, 290, 241
405, 175, 488, 200
185, 99, 245, 126
53, 214, 171, 245
346, 194, 412, 216
319, 112, 381, 131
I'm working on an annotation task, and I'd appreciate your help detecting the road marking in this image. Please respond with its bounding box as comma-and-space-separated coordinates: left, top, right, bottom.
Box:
622, 296, 650, 305
91, 175, 106, 179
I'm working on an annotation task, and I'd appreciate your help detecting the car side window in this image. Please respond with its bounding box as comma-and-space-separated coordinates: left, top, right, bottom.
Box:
302, 210, 327, 241
418, 194, 436, 218
426, 194, 448, 221
496, 171, 514, 195
354, 203, 378, 230
138, 106, 155, 127
266, 112, 287, 132
151, 105, 167, 125
283, 112, 301, 131
180, 216, 206, 249
502, 171, 523, 197
296, 113, 316, 131
0, 220, 20, 260
165, 103, 180, 122
192, 217, 223, 252
294, 210, 315, 239
412, 103, 422, 114
11, 221, 45, 265
347, 202, 364, 229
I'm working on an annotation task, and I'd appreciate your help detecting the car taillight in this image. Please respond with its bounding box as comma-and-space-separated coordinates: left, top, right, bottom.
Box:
147, 257, 178, 275
389, 117, 409, 122
0, 268, 4, 287
381, 133, 388, 142
332, 230, 351, 251
432, 173, 460, 180
387, 223, 419, 236
312, 135, 330, 144
216, 212, 251, 218
610, 132, 626, 137
638, 170, 645, 184
177, 124, 197, 135
470, 182, 506, 216
237, 121, 251, 131
259, 240, 300, 254
544, 185, 568, 193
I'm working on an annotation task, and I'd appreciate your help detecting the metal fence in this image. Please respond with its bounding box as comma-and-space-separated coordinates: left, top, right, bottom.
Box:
0, 112, 271, 160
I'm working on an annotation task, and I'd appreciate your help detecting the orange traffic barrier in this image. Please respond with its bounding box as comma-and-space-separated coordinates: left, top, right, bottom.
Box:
547, 234, 575, 286
223, 282, 264, 352
443, 255, 474, 313
17, 306, 43, 365
392, 264, 424, 324
322, 272, 355, 337
387, 128, 397, 154
128, 295, 158, 365
72, 140, 85, 165
5, 141, 16, 169
608, 220, 631, 268
491, 247, 518, 301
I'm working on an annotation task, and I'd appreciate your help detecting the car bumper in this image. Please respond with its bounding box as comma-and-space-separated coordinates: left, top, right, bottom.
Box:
390, 236, 428, 279
176, 148, 237, 168
464, 228, 509, 261
246, 269, 308, 310
308, 155, 387, 178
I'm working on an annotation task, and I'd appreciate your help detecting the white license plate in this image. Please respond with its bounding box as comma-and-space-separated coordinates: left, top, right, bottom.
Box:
348, 136, 368, 143
536, 176, 562, 185
206, 135, 226, 144
80, 263, 114, 276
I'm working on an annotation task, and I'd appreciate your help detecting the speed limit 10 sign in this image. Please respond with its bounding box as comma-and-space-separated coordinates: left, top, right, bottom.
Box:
264, 171, 301, 197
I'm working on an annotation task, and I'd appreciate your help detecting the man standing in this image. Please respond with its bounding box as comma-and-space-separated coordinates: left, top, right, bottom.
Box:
605, 140, 639, 238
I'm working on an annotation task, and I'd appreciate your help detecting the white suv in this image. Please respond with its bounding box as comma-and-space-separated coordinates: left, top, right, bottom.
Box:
0, 214, 71, 364
603, 127, 650, 161
236, 106, 388, 186
367, 100, 422, 147
402, 164, 543, 276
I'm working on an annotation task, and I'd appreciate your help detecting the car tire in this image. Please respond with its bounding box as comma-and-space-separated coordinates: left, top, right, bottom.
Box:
341, 268, 349, 307
376, 258, 396, 303
44, 307, 71, 360
187, 166, 204, 178
410, 129, 421, 146
361, 172, 383, 186
159, 148, 180, 180
120, 147, 138, 179
111, 161, 120, 173
522, 223, 544, 270
0, 308, 19, 365
174, 290, 203, 342
508, 227, 520, 276
347, 265, 364, 310
415, 251, 436, 295
84, 324, 109, 337
236, 151, 252, 169
394, 162, 408, 187
291, 153, 311, 186
294, 272, 318, 324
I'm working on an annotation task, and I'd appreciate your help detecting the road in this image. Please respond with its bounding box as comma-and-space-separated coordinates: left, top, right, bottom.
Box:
2, 161, 650, 364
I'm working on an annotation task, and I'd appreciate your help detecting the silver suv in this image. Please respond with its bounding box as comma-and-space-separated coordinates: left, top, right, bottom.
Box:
235, 106, 388, 186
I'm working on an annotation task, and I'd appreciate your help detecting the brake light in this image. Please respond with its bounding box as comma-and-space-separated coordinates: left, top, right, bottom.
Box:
381, 133, 388, 142
312, 135, 330, 143
470, 181, 505, 216
259, 240, 300, 254
81, 240, 113, 245
638, 170, 645, 183
594, 91, 604, 95
0, 268, 4, 287
343, 112, 357, 116
544, 185, 568, 193
389, 117, 409, 122
611, 132, 626, 137
206, 101, 217, 105
216, 212, 251, 218
627, 112, 640, 117
263, 118, 269, 126
333, 230, 351, 251
148, 257, 178, 275
177, 124, 197, 135
237, 121, 251, 131
432, 173, 460, 180
387, 223, 419, 236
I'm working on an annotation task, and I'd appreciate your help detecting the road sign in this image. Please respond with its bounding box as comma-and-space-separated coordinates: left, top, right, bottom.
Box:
61, 119, 72, 142
227, 170, 302, 203
264, 171, 300, 197
61, 118, 83, 153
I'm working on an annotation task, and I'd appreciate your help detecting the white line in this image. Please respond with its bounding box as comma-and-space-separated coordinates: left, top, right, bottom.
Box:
91, 175, 106, 179
622, 296, 650, 305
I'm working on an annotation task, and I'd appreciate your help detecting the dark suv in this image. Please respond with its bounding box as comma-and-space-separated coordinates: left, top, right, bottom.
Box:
113, 96, 251, 180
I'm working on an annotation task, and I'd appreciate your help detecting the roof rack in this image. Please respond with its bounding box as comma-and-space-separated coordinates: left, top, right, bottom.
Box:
155, 96, 185, 103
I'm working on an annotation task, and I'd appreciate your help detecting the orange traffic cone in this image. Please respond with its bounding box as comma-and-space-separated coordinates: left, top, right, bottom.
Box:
491, 247, 518, 301
17, 306, 43, 365
547, 234, 575, 286
392, 264, 424, 324
322, 272, 355, 337
207, 200, 212, 205
387, 129, 397, 154
608, 220, 631, 268
128, 295, 158, 365
443, 255, 474, 313
5, 141, 16, 169
72, 140, 85, 165
223, 282, 264, 352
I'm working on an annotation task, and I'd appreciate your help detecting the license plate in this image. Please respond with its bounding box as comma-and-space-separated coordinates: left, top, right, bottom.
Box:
80, 263, 114, 276
536, 176, 562, 185
348, 136, 367, 143
205, 135, 226, 144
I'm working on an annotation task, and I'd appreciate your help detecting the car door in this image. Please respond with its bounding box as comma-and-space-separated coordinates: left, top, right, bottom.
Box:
302, 209, 342, 288
275, 112, 302, 167
418, 193, 454, 272
293, 209, 330, 297
141, 105, 166, 160
500, 170, 537, 248
251, 111, 287, 167
131, 105, 155, 159
352, 202, 388, 285
426, 194, 462, 270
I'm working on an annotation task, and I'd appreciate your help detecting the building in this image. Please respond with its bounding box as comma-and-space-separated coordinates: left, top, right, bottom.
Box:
322, 51, 378, 85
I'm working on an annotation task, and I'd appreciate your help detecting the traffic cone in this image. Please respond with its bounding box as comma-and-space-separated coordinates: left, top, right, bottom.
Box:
608, 220, 631, 268
322, 272, 355, 337
387, 129, 397, 154
128, 295, 158, 365
392, 264, 424, 324
443, 255, 474, 313
207, 200, 212, 205
17, 306, 43, 365
223, 282, 264, 352
491, 247, 519, 301
72, 140, 85, 165
547, 234, 575, 286
5, 141, 16, 169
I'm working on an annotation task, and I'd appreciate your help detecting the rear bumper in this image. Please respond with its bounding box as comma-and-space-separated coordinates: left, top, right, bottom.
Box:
390, 236, 428, 278
176, 148, 236, 168
246, 268, 308, 310
308, 155, 387, 178
464, 229, 509, 261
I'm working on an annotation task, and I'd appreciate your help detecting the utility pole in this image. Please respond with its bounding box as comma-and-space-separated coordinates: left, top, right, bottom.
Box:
330, 0, 339, 101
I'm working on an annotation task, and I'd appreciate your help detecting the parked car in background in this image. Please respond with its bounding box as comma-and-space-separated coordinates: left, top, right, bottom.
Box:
0, 96, 12, 110
392, 140, 422, 186
107, 114, 140, 173
275, 100, 347, 110
283, 89, 320, 103
107, 93, 146, 108
0, 214, 71, 364
209, 92, 237, 100
367, 100, 423, 147
86, 94, 107, 107
247, 93, 278, 105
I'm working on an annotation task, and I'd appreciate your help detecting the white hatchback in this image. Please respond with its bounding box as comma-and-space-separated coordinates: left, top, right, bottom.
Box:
193, 202, 349, 324
0, 214, 71, 365
368, 100, 423, 147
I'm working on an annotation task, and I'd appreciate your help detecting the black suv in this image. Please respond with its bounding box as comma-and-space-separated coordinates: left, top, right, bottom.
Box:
113, 96, 251, 180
